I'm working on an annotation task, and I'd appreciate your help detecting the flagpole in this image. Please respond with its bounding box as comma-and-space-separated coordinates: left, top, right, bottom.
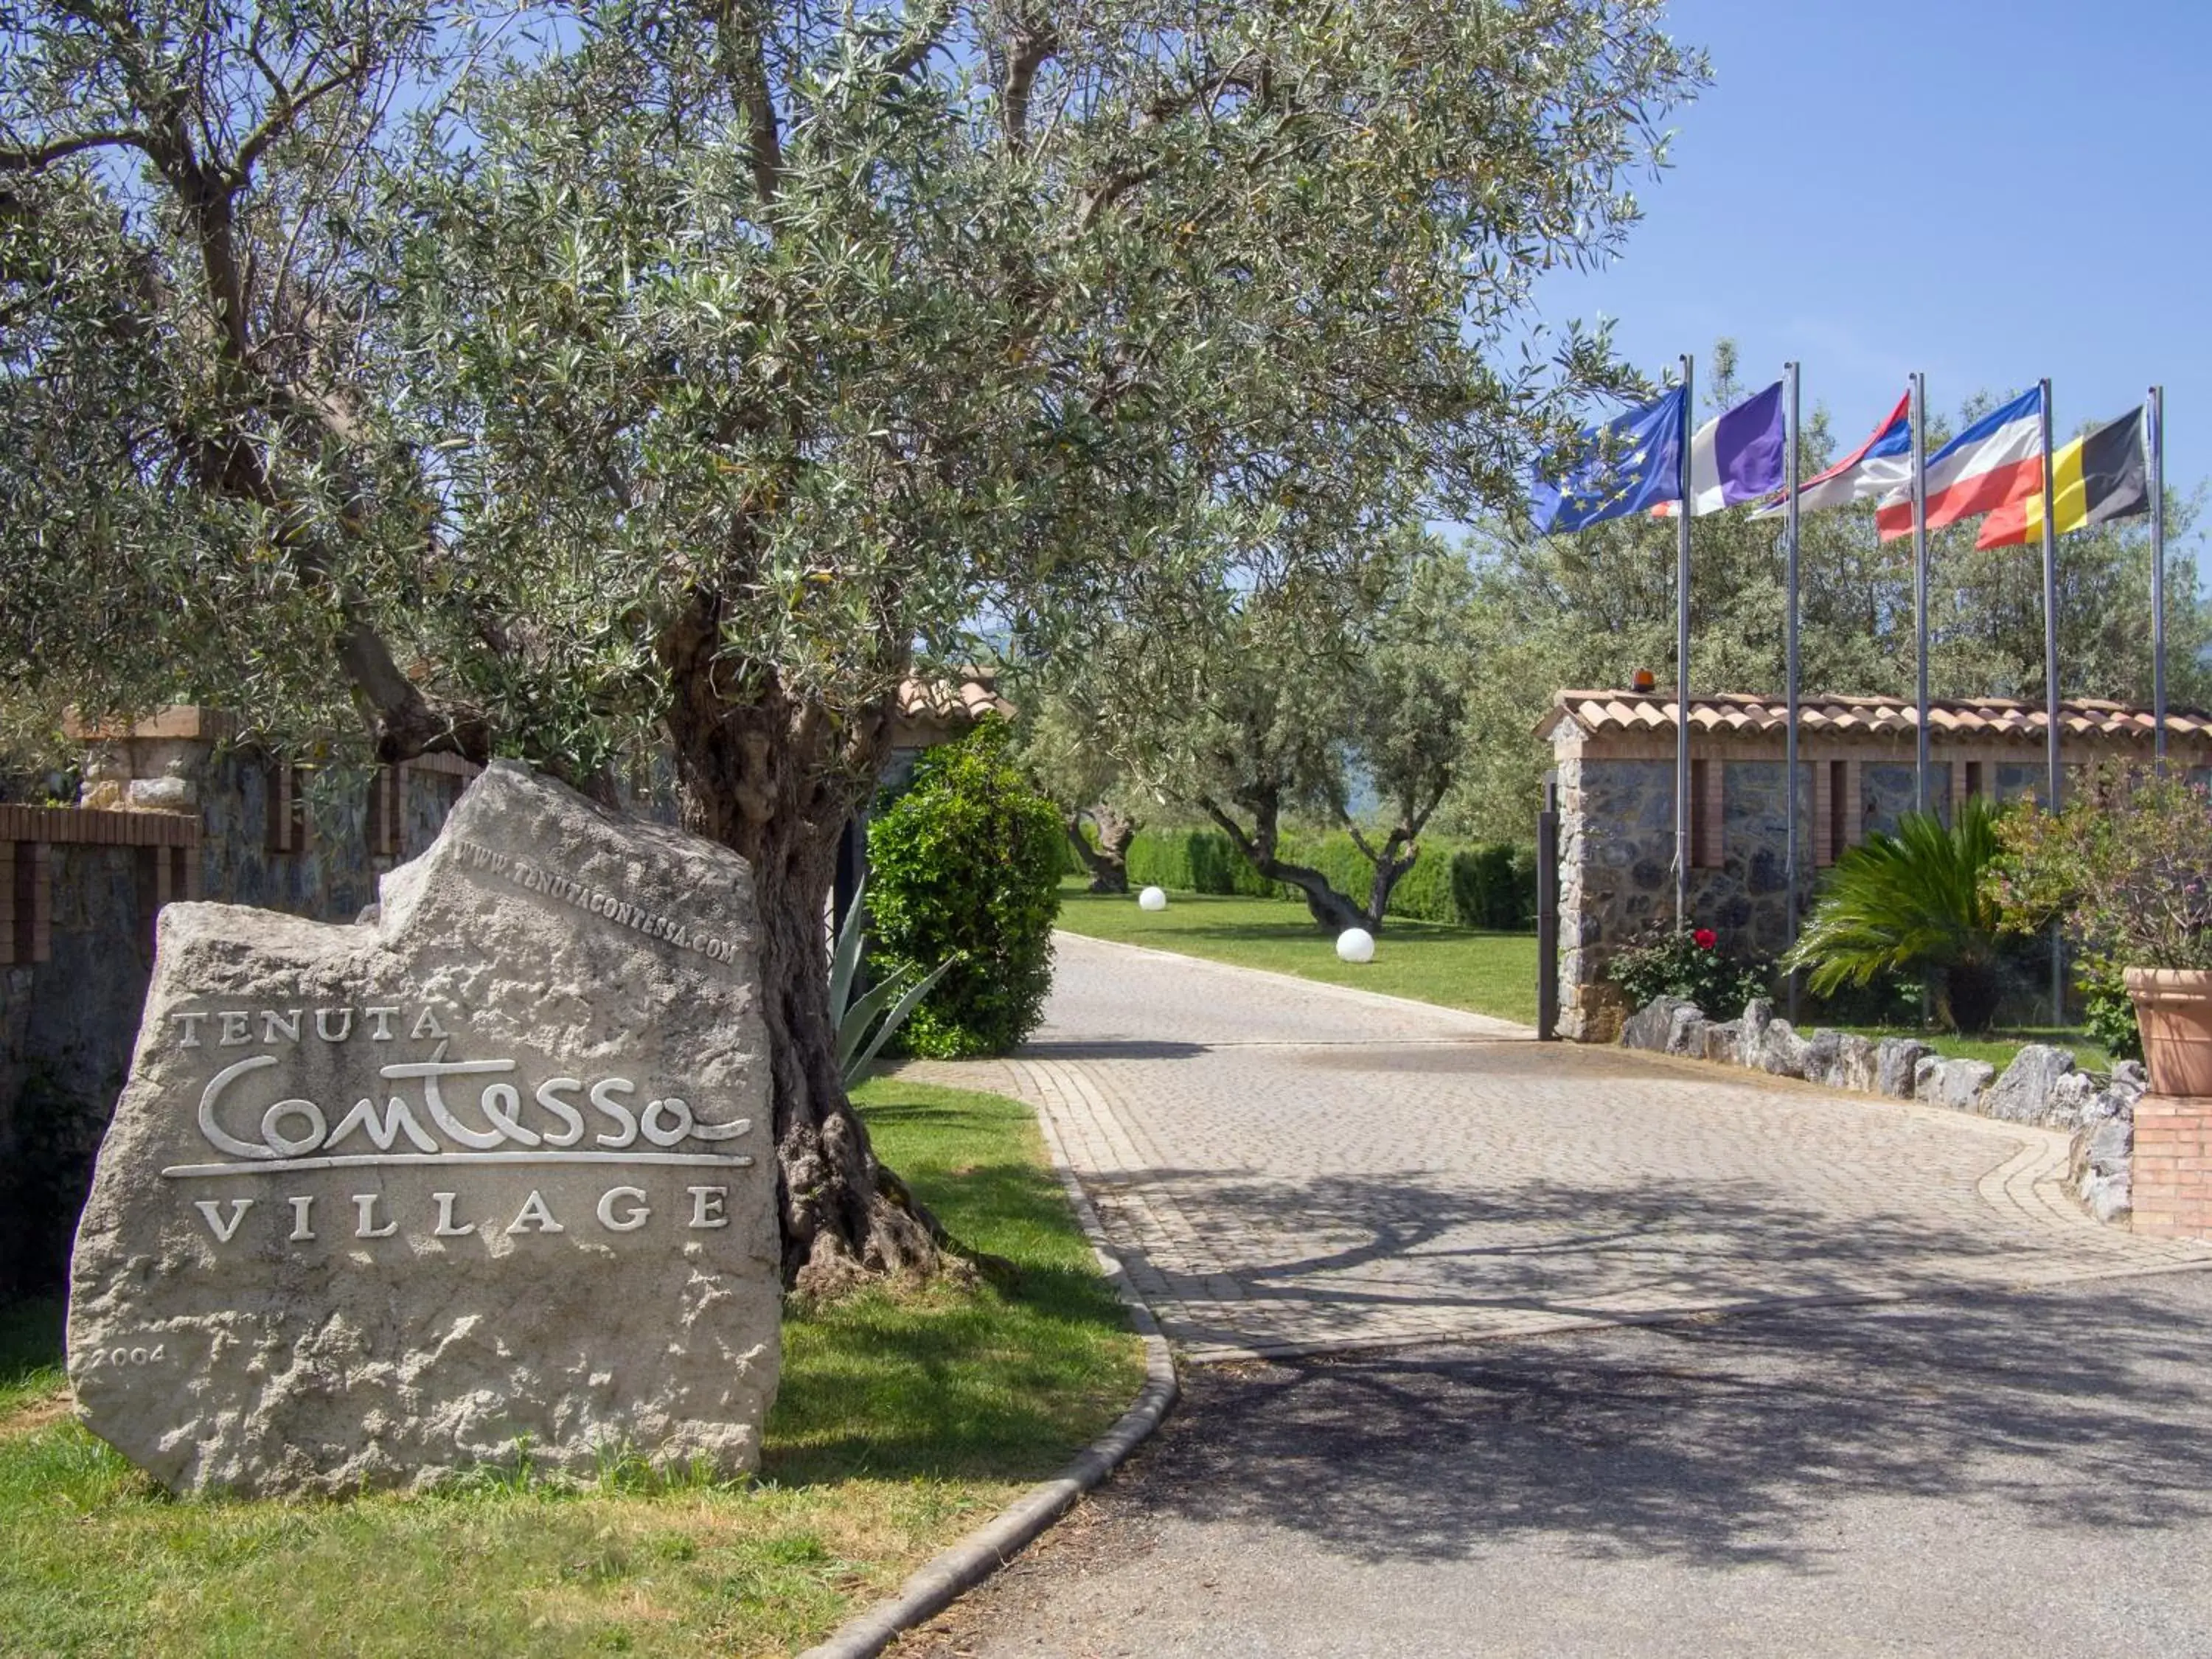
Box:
2039, 377, 2064, 1026
1911, 372, 1931, 815
1676, 352, 1694, 934
1784, 361, 1803, 1023
2151, 384, 2168, 771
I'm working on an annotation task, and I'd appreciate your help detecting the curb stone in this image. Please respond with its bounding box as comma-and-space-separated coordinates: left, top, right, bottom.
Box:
793, 1074, 1179, 1659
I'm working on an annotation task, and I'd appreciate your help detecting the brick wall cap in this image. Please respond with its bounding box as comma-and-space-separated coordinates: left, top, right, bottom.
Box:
63, 706, 236, 743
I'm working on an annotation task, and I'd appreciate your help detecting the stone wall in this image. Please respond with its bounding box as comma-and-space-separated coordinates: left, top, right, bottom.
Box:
0, 727, 482, 1298
0, 840, 166, 1293
1558, 754, 1821, 1040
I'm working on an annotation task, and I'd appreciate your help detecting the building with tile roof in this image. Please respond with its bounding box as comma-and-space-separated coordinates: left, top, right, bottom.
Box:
1540, 687, 2212, 1041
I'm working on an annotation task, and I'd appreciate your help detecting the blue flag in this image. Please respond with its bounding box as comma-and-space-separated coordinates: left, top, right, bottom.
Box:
1527, 386, 1688, 534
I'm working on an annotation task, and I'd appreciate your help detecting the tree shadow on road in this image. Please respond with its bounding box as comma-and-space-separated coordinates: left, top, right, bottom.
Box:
1094, 1164, 2212, 1572
1105, 1166, 2105, 1347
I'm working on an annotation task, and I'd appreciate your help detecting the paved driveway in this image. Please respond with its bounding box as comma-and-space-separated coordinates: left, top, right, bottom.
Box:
920, 933, 2208, 1362
899, 1274, 2212, 1658
892, 933, 2212, 1658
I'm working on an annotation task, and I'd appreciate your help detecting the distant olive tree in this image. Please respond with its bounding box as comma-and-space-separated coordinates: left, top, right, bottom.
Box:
1086, 531, 1482, 932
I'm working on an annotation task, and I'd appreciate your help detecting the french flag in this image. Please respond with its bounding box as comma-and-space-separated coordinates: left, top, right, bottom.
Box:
1875, 386, 2044, 542
1651, 380, 1787, 517
1750, 390, 1910, 519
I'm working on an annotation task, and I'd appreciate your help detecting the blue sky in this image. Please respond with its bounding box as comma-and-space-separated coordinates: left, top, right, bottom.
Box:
1534, 0, 2207, 568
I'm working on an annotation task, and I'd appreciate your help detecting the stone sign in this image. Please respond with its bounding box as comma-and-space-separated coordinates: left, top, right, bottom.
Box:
67, 762, 781, 1495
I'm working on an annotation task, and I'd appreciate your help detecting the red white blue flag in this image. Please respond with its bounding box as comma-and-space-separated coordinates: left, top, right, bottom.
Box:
1874, 386, 2044, 541
1750, 390, 1910, 519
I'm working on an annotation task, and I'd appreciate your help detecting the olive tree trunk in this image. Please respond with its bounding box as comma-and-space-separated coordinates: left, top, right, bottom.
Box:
1065, 804, 1139, 894
661, 620, 947, 1293
1197, 788, 1366, 933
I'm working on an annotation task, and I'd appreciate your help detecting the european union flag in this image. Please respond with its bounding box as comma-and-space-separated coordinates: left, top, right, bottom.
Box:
1527, 386, 1687, 534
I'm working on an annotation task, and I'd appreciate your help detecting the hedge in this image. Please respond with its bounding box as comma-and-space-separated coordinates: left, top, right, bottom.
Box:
1122, 829, 1535, 930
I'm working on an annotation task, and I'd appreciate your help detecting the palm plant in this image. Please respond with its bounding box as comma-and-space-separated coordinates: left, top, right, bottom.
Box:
1785, 796, 2006, 1032
830, 877, 956, 1089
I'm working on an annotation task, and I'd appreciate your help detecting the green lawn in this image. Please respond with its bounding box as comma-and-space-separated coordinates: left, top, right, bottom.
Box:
1055, 881, 1540, 1026
0, 1077, 1141, 1659
1832, 1026, 2116, 1074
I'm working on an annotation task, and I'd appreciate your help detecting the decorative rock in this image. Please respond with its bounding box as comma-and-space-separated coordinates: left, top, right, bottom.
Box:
2083, 1110, 2133, 1176
2108, 1060, 2149, 1105
1621, 995, 1693, 1051
1739, 998, 1775, 1051
1702, 1020, 1742, 1066
2073, 1096, 2135, 1224
2081, 1169, 2132, 1225
1664, 1004, 1708, 1057
68, 762, 781, 1496
2044, 1071, 2104, 1130
1750, 1017, 1810, 1079
1875, 1037, 1933, 1099
1983, 1043, 2079, 1128
1798, 1028, 1843, 1088
1830, 1033, 1881, 1093
126, 775, 198, 811
1914, 1056, 1997, 1113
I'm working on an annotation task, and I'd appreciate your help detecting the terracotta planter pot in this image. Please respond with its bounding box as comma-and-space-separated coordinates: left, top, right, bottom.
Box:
2126, 967, 2212, 1096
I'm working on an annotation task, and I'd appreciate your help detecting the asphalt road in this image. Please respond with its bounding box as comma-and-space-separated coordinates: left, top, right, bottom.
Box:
896, 1241, 2212, 1658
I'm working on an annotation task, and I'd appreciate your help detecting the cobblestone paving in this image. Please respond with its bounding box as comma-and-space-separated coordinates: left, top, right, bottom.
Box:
910, 934, 2212, 1362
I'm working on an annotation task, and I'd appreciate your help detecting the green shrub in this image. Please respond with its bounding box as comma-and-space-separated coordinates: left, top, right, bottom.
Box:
1787, 799, 2006, 1033
2081, 962, 2145, 1062
1452, 842, 1536, 931
866, 720, 1064, 1057
1990, 765, 2212, 976
1126, 830, 1281, 897
1608, 922, 1770, 1016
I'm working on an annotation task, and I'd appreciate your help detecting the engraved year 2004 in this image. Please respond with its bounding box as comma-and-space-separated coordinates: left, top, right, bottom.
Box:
81, 1341, 168, 1369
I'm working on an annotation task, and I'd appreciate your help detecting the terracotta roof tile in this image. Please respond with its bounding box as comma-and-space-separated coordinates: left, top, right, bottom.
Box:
1548, 688, 2212, 748
896, 671, 1015, 725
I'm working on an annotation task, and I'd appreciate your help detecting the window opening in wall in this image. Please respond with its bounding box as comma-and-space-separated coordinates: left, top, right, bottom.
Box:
367, 765, 404, 860
265, 762, 313, 855
1965, 761, 1983, 801
3, 841, 49, 965
1691, 758, 1719, 868
1828, 760, 1847, 863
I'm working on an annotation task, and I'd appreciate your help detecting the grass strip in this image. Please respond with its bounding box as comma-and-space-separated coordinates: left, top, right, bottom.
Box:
1055, 881, 1540, 1026
1832, 1026, 2115, 1074
0, 1077, 1141, 1659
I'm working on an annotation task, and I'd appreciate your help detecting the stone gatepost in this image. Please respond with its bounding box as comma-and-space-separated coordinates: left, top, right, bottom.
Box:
1553, 750, 1675, 1042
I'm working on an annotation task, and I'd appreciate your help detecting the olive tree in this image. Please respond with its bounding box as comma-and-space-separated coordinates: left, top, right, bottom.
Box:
1015, 681, 1147, 895
2, 0, 1701, 1287
1088, 532, 1480, 931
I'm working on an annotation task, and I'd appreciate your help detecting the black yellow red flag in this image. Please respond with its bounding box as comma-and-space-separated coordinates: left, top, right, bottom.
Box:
1976, 406, 2149, 549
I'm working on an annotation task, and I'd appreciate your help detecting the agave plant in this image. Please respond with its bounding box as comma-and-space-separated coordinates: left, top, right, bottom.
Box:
831, 876, 956, 1088
1784, 796, 2006, 1032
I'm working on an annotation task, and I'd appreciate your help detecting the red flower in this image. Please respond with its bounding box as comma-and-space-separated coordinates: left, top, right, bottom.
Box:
1692, 928, 1717, 950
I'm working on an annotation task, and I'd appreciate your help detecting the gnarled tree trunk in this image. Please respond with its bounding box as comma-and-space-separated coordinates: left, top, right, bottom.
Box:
1197, 787, 1366, 933
1065, 804, 1138, 894
661, 612, 947, 1294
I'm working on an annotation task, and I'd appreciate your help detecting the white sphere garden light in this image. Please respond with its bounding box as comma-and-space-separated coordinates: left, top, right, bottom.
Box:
1138, 886, 1169, 911
1336, 927, 1375, 964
